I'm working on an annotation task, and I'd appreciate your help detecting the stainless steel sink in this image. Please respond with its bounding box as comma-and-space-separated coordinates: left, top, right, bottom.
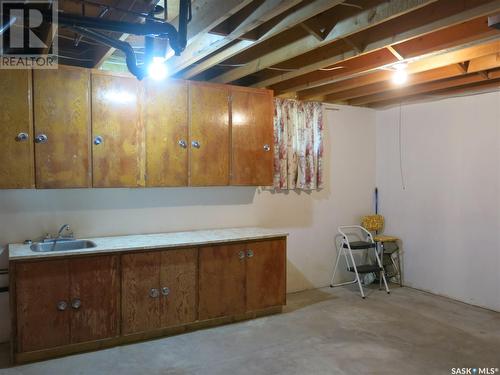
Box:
30, 239, 97, 252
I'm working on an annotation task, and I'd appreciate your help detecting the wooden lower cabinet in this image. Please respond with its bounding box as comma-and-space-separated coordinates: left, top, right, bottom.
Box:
69, 256, 120, 343
198, 244, 247, 320
246, 239, 287, 311
160, 249, 198, 327
121, 252, 161, 334
121, 248, 198, 334
12, 238, 286, 363
198, 238, 286, 319
15, 259, 70, 352
14, 255, 119, 353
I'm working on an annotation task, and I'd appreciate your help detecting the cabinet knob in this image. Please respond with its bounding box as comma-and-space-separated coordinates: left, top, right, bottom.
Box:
71, 298, 81, 310
35, 134, 48, 144
178, 140, 187, 148
15, 132, 29, 142
246, 249, 254, 258
149, 288, 160, 298
191, 140, 201, 149
263, 144, 271, 152
57, 301, 68, 311
238, 250, 245, 260
161, 287, 170, 296
94, 136, 103, 145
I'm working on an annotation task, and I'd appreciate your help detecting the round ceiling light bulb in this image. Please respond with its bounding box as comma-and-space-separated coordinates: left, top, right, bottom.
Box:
392, 69, 408, 85
148, 57, 168, 81
392, 63, 408, 85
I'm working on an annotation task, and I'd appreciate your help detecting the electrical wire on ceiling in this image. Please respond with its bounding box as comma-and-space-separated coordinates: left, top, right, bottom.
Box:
340, 3, 364, 10
57, 54, 95, 62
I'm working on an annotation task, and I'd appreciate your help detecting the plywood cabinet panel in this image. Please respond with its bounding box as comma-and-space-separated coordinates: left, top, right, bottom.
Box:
246, 239, 286, 311
16, 260, 70, 352
189, 82, 230, 186
0, 70, 34, 188
160, 248, 198, 327
122, 252, 161, 334
231, 88, 274, 186
144, 79, 188, 186
33, 67, 91, 188
69, 255, 119, 343
92, 73, 144, 187
199, 244, 246, 320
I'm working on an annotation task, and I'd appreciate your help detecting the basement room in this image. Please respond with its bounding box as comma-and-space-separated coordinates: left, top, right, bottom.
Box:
0, 0, 499, 374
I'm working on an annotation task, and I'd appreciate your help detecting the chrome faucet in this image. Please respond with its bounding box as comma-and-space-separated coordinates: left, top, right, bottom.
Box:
57, 224, 72, 239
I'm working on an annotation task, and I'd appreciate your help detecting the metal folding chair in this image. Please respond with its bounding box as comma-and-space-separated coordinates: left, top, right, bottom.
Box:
330, 225, 390, 299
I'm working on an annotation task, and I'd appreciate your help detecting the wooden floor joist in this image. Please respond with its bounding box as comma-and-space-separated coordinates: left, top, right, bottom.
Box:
298, 39, 500, 100
264, 1, 500, 94
210, 0, 438, 84
52, 0, 500, 106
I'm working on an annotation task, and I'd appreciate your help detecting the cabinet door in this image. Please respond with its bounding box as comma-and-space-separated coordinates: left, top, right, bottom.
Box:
231, 88, 274, 186
33, 67, 91, 188
144, 79, 188, 186
189, 82, 230, 186
0, 70, 34, 188
92, 73, 145, 187
15, 260, 70, 352
160, 248, 197, 327
69, 255, 119, 343
122, 252, 161, 334
199, 244, 246, 320
246, 239, 286, 311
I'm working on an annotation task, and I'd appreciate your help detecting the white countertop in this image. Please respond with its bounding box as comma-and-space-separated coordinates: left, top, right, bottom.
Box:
8, 227, 288, 261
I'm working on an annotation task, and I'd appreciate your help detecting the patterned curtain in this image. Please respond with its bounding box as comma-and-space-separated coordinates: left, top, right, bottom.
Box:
273, 98, 324, 190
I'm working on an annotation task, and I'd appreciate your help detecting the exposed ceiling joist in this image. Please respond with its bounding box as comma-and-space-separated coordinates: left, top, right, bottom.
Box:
386, 45, 405, 60
211, 0, 438, 84
323, 50, 500, 103
179, 0, 345, 79
181, 0, 254, 40
298, 39, 500, 100
255, 0, 500, 93
323, 65, 466, 102
349, 73, 488, 105
166, 0, 303, 76
370, 74, 500, 107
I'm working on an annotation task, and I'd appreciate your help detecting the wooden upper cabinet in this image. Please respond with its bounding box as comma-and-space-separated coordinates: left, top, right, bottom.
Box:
160, 248, 198, 327
245, 239, 286, 311
92, 72, 144, 187
199, 243, 246, 320
69, 255, 120, 343
121, 252, 161, 334
33, 67, 91, 188
189, 82, 230, 186
143, 79, 188, 186
231, 87, 274, 186
15, 259, 70, 352
0, 70, 34, 188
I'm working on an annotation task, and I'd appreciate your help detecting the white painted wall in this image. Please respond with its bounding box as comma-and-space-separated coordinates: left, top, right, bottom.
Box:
0, 105, 377, 342
376, 91, 500, 312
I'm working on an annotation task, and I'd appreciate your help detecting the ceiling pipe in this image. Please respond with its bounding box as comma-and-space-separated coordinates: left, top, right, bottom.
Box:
72, 26, 148, 79
56, 0, 190, 56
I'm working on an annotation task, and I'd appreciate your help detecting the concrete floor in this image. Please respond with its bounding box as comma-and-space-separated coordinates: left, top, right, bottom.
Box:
0, 286, 499, 375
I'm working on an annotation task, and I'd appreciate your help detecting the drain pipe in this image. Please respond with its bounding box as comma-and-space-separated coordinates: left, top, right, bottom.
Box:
72, 27, 147, 80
